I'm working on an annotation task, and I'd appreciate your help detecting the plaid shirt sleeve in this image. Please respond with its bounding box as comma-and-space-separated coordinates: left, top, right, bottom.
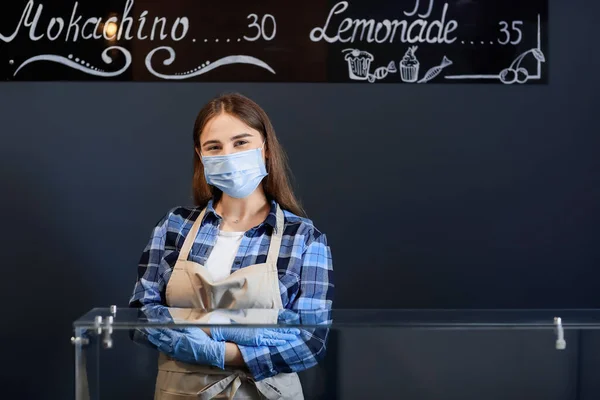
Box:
238, 231, 334, 381
128, 213, 178, 348
129, 212, 176, 308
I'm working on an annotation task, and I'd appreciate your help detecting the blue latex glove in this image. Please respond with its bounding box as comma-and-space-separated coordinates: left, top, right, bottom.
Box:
141, 304, 174, 323
130, 305, 176, 350
147, 327, 226, 369
210, 326, 301, 346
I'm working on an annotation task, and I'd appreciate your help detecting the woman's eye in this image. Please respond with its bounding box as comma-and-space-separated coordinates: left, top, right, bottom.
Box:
234, 140, 249, 147
207, 146, 220, 151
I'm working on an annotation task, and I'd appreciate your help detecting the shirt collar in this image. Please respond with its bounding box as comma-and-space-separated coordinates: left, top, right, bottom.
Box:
204, 198, 279, 230
264, 199, 278, 230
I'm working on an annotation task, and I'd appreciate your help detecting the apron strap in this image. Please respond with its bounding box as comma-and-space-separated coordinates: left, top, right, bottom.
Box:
178, 208, 207, 261
266, 205, 285, 266
255, 379, 287, 399
197, 371, 283, 400
197, 372, 241, 400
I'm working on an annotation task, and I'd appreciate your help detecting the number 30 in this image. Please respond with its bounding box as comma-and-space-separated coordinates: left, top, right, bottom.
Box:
244, 14, 276, 41
498, 21, 523, 45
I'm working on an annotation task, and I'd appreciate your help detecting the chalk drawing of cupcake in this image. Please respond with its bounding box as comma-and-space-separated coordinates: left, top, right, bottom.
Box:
343, 49, 374, 81
399, 46, 420, 83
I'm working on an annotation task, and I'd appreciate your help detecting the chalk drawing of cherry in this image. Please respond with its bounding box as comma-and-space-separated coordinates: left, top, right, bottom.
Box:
499, 68, 517, 84
499, 48, 545, 85
515, 68, 529, 84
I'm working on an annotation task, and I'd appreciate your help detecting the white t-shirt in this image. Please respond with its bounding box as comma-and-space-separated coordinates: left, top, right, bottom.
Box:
204, 230, 244, 282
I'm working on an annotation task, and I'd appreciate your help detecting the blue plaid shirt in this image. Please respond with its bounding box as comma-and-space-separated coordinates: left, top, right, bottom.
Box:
129, 199, 334, 380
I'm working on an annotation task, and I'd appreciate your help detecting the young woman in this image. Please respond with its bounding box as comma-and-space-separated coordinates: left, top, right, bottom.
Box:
129, 93, 334, 399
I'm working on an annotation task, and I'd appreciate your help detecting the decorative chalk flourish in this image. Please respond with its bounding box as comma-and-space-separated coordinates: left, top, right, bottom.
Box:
13, 46, 132, 77
145, 46, 276, 80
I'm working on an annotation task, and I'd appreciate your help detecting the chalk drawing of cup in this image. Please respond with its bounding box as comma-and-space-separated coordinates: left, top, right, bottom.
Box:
343, 49, 374, 81
399, 46, 420, 83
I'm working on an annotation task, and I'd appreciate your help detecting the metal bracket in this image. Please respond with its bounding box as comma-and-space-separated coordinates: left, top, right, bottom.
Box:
70, 336, 90, 346
554, 317, 566, 350
102, 316, 114, 349
70, 305, 118, 349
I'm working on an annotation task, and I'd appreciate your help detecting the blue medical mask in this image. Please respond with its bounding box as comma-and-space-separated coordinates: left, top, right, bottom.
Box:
201, 146, 268, 199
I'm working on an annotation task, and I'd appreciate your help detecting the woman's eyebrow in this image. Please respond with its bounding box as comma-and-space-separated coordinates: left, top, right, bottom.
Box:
230, 133, 253, 141
202, 133, 253, 147
201, 139, 221, 147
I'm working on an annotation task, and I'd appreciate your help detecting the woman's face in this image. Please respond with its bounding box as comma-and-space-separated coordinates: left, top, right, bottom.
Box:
197, 113, 265, 159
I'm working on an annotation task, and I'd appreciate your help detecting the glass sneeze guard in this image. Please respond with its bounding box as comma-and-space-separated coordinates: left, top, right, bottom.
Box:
72, 307, 600, 400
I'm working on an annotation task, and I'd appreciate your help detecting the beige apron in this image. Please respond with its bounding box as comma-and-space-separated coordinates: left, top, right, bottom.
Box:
155, 205, 304, 400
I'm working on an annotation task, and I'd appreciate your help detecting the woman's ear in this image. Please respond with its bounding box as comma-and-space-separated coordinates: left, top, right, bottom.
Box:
195, 147, 202, 160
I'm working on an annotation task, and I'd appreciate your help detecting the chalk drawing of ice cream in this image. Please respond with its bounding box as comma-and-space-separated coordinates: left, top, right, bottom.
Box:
343, 49, 374, 81
399, 46, 420, 83
417, 56, 453, 83
367, 61, 397, 83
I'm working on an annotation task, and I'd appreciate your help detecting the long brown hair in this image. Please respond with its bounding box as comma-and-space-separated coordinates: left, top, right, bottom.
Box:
192, 93, 305, 216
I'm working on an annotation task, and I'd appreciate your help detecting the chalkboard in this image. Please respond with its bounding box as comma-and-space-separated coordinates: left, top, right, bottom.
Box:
0, 0, 548, 84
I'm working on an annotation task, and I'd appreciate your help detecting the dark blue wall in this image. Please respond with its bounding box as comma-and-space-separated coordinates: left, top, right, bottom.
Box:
1, 0, 598, 398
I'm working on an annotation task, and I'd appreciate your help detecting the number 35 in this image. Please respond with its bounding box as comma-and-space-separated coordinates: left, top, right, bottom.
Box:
498, 21, 523, 45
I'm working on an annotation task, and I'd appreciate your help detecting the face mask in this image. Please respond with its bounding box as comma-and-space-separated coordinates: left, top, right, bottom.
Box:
201, 147, 268, 199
